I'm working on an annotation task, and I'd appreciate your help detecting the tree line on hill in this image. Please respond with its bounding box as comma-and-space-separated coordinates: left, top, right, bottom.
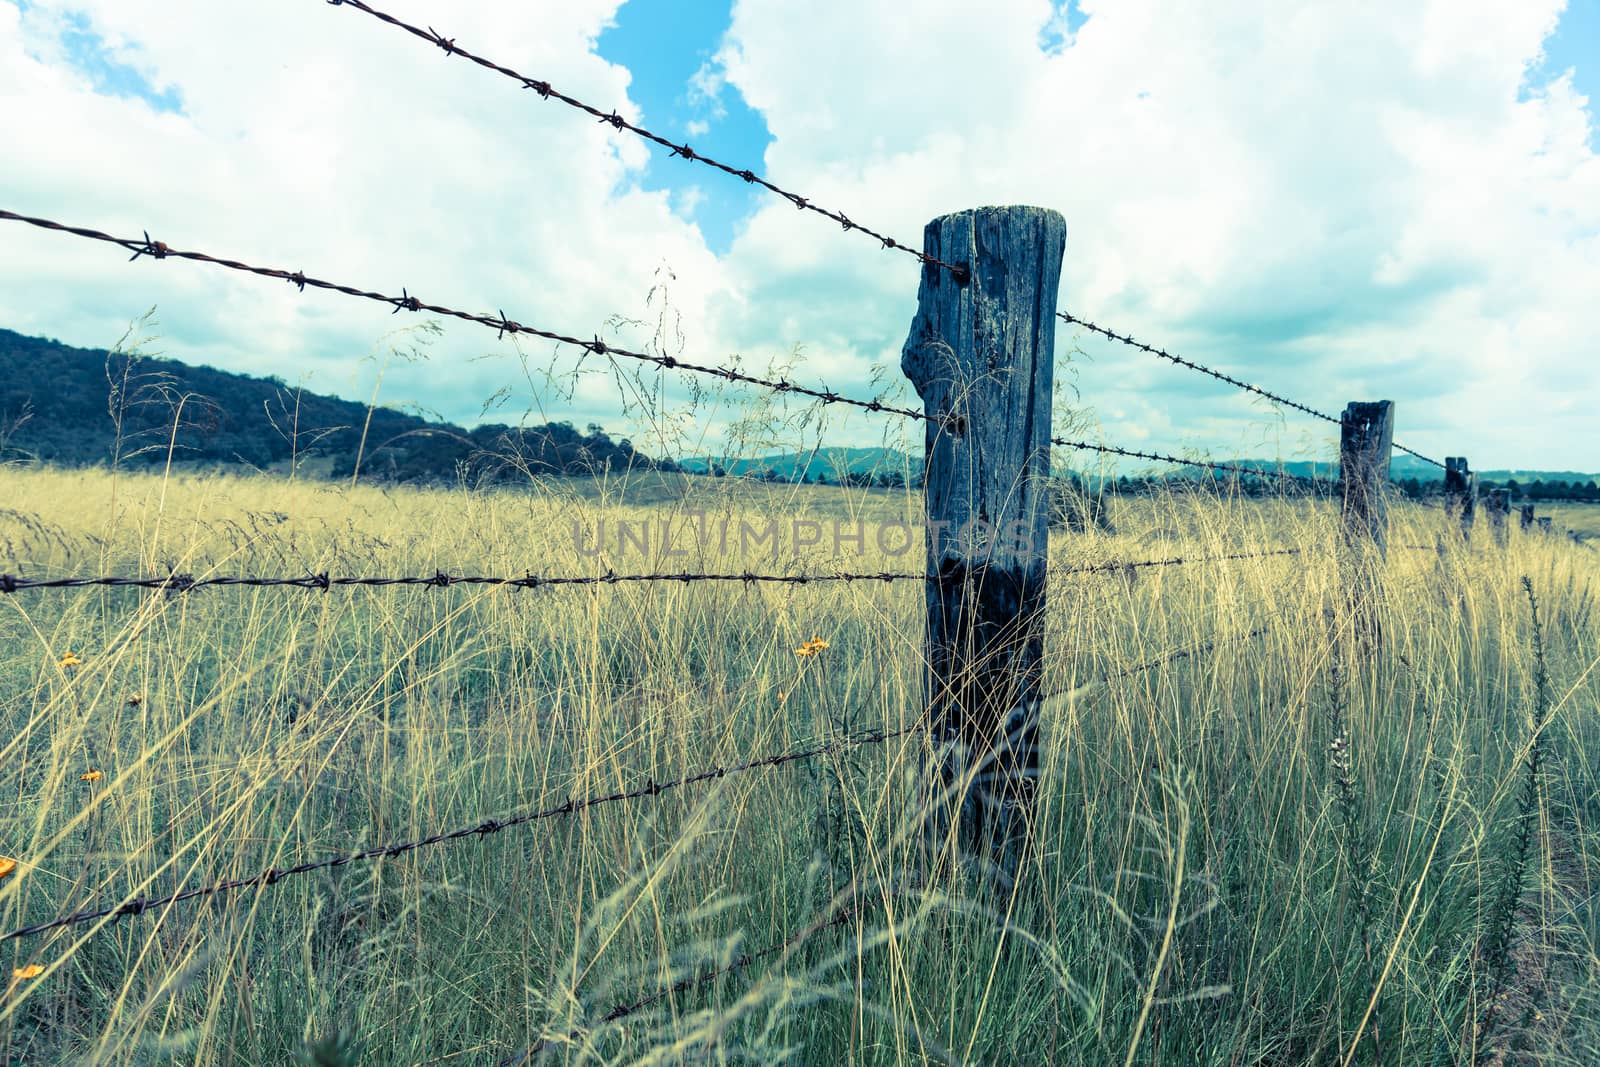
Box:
0, 328, 671, 482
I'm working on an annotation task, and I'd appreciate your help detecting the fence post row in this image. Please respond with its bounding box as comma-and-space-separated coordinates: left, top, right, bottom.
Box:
901, 205, 1066, 886
1445, 457, 1474, 540
1486, 488, 1511, 546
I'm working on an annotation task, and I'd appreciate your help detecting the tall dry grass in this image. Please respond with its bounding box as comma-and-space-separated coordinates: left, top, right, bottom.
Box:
0, 464, 1597, 1065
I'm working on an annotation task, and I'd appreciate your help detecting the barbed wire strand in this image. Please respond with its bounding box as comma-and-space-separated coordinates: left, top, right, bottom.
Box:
321, 0, 967, 282
0, 208, 931, 423
0, 725, 913, 944
0, 549, 1313, 599
314, 1, 1445, 471
496, 614, 1296, 1063
1057, 312, 1445, 469
0, 208, 1419, 491
0, 569, 925, 595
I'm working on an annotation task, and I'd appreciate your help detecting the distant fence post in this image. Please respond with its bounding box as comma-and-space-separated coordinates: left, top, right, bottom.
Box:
1486, 488, 1511, 545
1445, 457, 1475, 540
1538, 516, 1553, 534
901, 205, 1066, 886
1339, 401, 1393, 649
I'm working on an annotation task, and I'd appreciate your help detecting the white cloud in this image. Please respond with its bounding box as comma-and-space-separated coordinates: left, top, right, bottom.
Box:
0, 0, 1596, 471
702, 0, 1600, 470
0, 0, 727, 440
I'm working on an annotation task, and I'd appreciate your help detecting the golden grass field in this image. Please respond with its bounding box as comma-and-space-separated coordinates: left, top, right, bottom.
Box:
0, 464, 1597, 1065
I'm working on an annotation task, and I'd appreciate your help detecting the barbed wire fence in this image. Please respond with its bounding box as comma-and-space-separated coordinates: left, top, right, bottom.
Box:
0, 5, 1591, 1058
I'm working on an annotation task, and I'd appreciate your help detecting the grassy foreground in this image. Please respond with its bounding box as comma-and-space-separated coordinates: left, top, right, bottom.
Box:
0, 465, 1597, 1065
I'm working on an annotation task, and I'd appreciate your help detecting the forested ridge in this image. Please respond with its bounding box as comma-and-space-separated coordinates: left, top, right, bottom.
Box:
0, 328, 667, 483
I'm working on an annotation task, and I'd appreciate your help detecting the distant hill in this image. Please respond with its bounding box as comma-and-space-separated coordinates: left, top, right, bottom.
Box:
0, 328, 669, 483
680, 446, 1598, 492
1220, 455, 1598, 486
677, 446, 919, 484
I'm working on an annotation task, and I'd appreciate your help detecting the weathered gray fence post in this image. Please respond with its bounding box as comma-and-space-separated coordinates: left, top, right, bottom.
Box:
1519, 503, 1535, 532
1538, 516, 1553, 534
1340, 402, 1394, 556
1445, 457, 1475, 540
1486, 488, 1511, 546
1339, 402, 1393, 649
901, 205, 1065, 886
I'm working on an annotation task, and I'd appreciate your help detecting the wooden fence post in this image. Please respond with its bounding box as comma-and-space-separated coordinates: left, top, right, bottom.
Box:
1519, 504, 1535, 532
1340, 402, 1394, 556
901, 205, 1065, 885
1538, 516, 1553, 534
1486, 488, 1511, 546
1339, 402, 1393, 649
1445, 457, 1474, 540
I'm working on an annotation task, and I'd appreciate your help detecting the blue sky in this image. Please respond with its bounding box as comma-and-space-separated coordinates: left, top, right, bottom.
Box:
597, 0, 771, 253
1537, 0, 1599, 127
13, 0, 185, 114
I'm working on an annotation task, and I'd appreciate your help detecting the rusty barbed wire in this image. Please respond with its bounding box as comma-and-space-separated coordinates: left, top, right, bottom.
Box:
322, 0, 1445, 474
1057, 312, 1446, 469
0, 208, 930, 424
1049, 436, 1337, 488
326, 0, 1452, 472
0, 724, 916, 944
0, 549, 1320, 599
496, 607, 1296, 1062
1058, 547, 1304, 579
0, 569, 926, 595
322, 0, 967, 282
1058, 312, 1341, 426
0, 207, 1422, 491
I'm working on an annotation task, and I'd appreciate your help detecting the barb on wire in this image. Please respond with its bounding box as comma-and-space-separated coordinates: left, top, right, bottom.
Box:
1058, 312, 1446, 469
0, 569, 926, 596
0, 208, 930, 425
322, 0, 966, 282
1058, 312, 1340, 427
1049, 435, 1336, 489
1392, 441, 1443, 468
1055, 547, 1304, 579
0, 725, 915, 943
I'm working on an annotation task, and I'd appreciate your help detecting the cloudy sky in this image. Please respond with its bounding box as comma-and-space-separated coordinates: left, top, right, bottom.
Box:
1, 0, 1596, 472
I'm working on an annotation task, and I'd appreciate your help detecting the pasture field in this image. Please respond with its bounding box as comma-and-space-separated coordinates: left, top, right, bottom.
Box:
1537, 502, 1600, 544
0, 464, 1597, 1065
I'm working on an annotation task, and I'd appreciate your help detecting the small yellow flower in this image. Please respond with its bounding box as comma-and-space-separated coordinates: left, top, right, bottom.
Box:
0, 857, 15, 880
776, 691, 788, 703
58, 652, 83, 669
12, 965, 43, 980
794, 636, 830, 657
79, 770, 103, 783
